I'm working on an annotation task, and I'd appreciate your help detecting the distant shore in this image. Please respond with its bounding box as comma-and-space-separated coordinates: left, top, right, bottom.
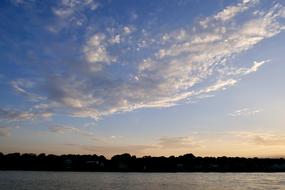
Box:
1, 152, 285, 172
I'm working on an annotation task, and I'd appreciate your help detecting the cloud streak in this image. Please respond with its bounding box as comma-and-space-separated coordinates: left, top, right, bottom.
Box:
7, 0, 285, 121
158, 136, 200, 149
230, 108, 262, 117
232, 131, 285, 146
0, 108, 52, 122
63, 135, 201, 157
48, 124, 95, 137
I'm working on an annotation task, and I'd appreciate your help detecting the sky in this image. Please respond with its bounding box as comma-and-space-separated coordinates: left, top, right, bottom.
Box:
1, 0, 285, 158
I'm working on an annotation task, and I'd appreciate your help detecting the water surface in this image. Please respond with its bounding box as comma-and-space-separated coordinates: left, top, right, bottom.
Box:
0, 171, 284, 190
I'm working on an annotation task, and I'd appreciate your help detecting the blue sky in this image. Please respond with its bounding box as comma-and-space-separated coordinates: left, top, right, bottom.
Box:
1, 0, 285, 158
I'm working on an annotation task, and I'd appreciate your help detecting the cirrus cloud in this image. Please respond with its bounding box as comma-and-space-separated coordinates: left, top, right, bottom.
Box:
7, 0, 285, 121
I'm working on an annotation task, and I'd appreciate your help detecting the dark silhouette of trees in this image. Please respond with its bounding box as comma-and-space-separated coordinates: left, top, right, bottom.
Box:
0, 152, 285, 172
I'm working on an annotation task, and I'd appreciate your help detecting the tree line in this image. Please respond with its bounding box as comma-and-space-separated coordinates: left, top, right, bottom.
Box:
1, 152, 285, 172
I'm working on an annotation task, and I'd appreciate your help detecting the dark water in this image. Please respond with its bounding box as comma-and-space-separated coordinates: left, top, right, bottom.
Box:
0, 171, 285, 190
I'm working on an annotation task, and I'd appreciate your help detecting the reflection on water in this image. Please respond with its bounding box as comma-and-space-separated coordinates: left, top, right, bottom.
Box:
0, 171, 285, 190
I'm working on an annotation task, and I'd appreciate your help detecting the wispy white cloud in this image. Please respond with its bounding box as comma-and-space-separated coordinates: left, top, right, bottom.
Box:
11, 79, 46, 102
232, 131, 285, 146
0, 108, 52, 122
214, 0, 259, 22
243, 60, 268, 75
220, 60, 269, 76
253, 135, 285, 146
230, 108, 262, 117
49, 0, 99, 32
83, 33, 115, 72
53, 0, 99, 18
48, 124, 94, 137
200, 0, 259, 28
158, 136, 200, 149
10, 1, 285, 120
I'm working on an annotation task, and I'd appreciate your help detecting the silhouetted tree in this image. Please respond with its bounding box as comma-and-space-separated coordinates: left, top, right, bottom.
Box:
0, 152, 285, 172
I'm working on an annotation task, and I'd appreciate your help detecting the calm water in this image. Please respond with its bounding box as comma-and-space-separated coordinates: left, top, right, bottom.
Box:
0, 171, 285, 190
